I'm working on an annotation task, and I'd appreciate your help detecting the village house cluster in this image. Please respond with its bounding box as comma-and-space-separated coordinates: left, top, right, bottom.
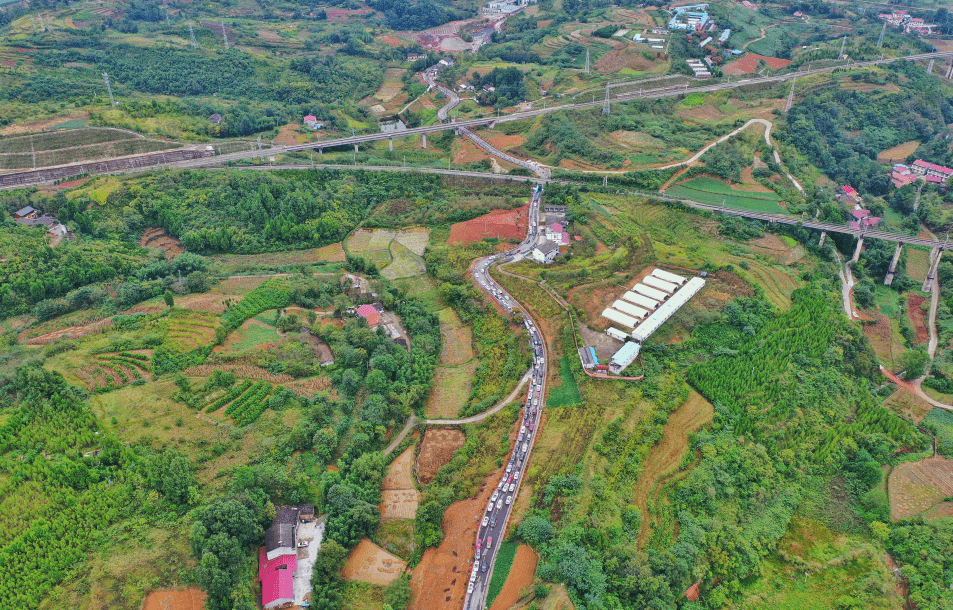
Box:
12, 205, 68, 239
878, 9, 936, 36
891, 159, 953, 188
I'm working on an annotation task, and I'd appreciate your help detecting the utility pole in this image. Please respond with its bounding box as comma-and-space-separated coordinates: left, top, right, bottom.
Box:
585, 48, 590, 74
189, 23, 198, 48
102, 72, 116, 106
877, 21, 886, 48
221, 20, 228, 50
602, 81, 610, 116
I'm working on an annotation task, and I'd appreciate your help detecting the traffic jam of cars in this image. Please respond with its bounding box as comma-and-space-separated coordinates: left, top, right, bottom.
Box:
465, 185, 547, 608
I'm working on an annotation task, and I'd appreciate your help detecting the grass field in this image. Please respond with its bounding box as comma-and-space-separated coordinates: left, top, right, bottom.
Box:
667, 177, 786, 214
485, 541, 518, 609
547, 356, 581, 408
925, 408, 953, 455
210, 243, 345, 274
223, 321, 280, 351
382, 240, 427, 280
905, 246, 932, 281
425, 360, 478, 418
634, 391, 713, 545
340, 581, 385, 610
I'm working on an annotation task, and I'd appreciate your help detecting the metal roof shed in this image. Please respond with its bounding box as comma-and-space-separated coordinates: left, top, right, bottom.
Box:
612, 300, 648, 319
609, 341, 642, 373
652, 268, 687, 286
622, 291, 659, 310
602, 307, 639, 329
606, 327, 629, 341
643, 275, 678, 293
632, 283, 669, 302
630, 277, 705, 342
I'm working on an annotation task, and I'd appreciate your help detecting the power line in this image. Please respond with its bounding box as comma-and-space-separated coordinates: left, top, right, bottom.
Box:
585, 48, 590, 74
877, 21, 886, 48
102, 72, 116, 106
602, 81, 610, 116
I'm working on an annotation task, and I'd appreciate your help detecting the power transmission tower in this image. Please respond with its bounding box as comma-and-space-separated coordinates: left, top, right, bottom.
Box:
602, 82, 610, 116
102, 72, 116, 106
189, 23, 198, 48
221, 20, 228, 50
38, 14, 45, 31
877, 21, 886, 48
839, 35, 846, 59
31, 15, 37, 31
585, 48, 590, 74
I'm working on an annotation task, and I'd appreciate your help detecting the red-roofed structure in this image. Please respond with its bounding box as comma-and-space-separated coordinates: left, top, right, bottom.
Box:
850, 209, 870, 220
911, 159, 953, 182
356, 304, 381, 327
259, 547, 297, 609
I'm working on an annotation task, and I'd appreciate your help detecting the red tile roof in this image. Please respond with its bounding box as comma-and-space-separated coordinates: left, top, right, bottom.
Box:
843, 185, 859, 197
850, 209, 870, 219
304, 115, 317, 122
356, 304, 381, 327
259, 547, 296, 608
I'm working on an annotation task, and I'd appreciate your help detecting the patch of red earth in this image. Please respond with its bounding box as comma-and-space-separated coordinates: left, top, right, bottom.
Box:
377, 34, 403, 46
881, 366, 919, 395
722, 53, 792, 75
683, 579, 702, 602
326, 7, 373, 21
908, 293, 930, 344
447, 205, 529, 245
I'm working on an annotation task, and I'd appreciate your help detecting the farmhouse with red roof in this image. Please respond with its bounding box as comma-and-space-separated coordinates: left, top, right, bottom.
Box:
356, 303, 381, 327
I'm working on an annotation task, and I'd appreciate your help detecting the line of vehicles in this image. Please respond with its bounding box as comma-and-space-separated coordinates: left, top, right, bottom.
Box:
464, 185, 547, 610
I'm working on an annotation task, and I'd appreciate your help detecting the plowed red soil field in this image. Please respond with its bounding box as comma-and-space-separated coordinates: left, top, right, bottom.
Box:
908, 293, 929, 344
448, 205, 529, 245
142, 588, 206, 610
489, 545, 538, 610
722, 53, 791, 75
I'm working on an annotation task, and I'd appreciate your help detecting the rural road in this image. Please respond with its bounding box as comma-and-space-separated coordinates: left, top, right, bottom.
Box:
426, 369, 533, 426
463, 185, 548, 610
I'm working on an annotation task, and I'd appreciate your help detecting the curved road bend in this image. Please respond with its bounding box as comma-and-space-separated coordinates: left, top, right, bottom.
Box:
6, 51, 953, 191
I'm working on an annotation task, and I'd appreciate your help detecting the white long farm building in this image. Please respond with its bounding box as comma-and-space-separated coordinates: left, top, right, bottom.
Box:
611, 300, 648, 320
652, 268, 686, 286
606, 327, 630, 341
643, 275, 678, 293
622, 291, 659, 310
630, 277, 706, 342
602, 307, 640, 329
609, 341, 641, 374
632, 283, 669, 302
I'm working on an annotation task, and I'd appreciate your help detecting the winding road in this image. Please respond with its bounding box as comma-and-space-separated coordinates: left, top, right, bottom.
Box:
6, 51, 953, 190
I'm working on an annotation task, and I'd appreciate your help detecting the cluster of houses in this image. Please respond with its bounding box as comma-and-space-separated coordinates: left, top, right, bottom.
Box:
837, 185, 881, 230
258, 505, 315, 609
667, 4, 712, 31
878, 10, 936, 35
686, 58, 712, 78
891, 159, 953, 189
12, 205, 68, 239
483, 0, 535, 14
303, 115, 325, 130
349, 301, 410, 348
531, 222, 575, 263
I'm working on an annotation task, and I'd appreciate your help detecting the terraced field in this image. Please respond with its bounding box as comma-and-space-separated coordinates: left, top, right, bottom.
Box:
76, 351, 152, 392
165, 311, 221, 352
348, 227, 430, 279
666, 177, 786, 214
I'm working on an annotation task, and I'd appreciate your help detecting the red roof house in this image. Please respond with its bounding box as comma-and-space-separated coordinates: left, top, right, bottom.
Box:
849, 209, 870, 220
259, 547, 297, 609
303, 114, 317, 123
356, 304, 381, 327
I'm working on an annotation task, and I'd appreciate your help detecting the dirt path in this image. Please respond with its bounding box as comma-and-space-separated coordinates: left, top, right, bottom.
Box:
742, 27, 767, 50
880, 366, 953, 412
384, 414, 417, 456
837, 253, 855, 319
426, 369, 532, 425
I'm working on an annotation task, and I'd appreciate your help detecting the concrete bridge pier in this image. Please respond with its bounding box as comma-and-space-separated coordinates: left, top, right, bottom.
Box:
851, 236, 865, 264
928, 58, 935, 74
818, 231, 827, 247
924, 247, 943, 292
388, 138, 393, 152
884, 242, 903, 286
421, 134, 427, 149
354, 143, 359, 153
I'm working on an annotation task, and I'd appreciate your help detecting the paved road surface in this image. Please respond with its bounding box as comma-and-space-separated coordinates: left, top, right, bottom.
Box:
463, 185, 546, 610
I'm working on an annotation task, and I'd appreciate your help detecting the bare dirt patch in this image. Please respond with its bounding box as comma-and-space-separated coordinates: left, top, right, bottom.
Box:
440, 326, 475, 366
889, 457, 953, 520
417, 428, 466, 485
489, 544, 539, 610
342, 538, 407, 585
0, 112, 89, 136
272, 123, 308, 146
448, 205, 529, 245
380, 448, 420, 518
722, 52, 791, 75
634, 391, 714, 544
878, 140, 919, 163
483, 133, 526, 151
864, 311, 905, 368
140, 227, 184, 258
907, 293, 929, 345
21, 317, 112, 345
384, 446, 417, 490
884, 389, 934, 423
410, 469, 498, 610
142, 588, 206, 610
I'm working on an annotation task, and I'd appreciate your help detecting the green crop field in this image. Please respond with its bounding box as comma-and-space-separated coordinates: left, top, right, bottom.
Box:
485, 541, 518, 608
547, 356, 582, 408
667, 177, 786, 214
